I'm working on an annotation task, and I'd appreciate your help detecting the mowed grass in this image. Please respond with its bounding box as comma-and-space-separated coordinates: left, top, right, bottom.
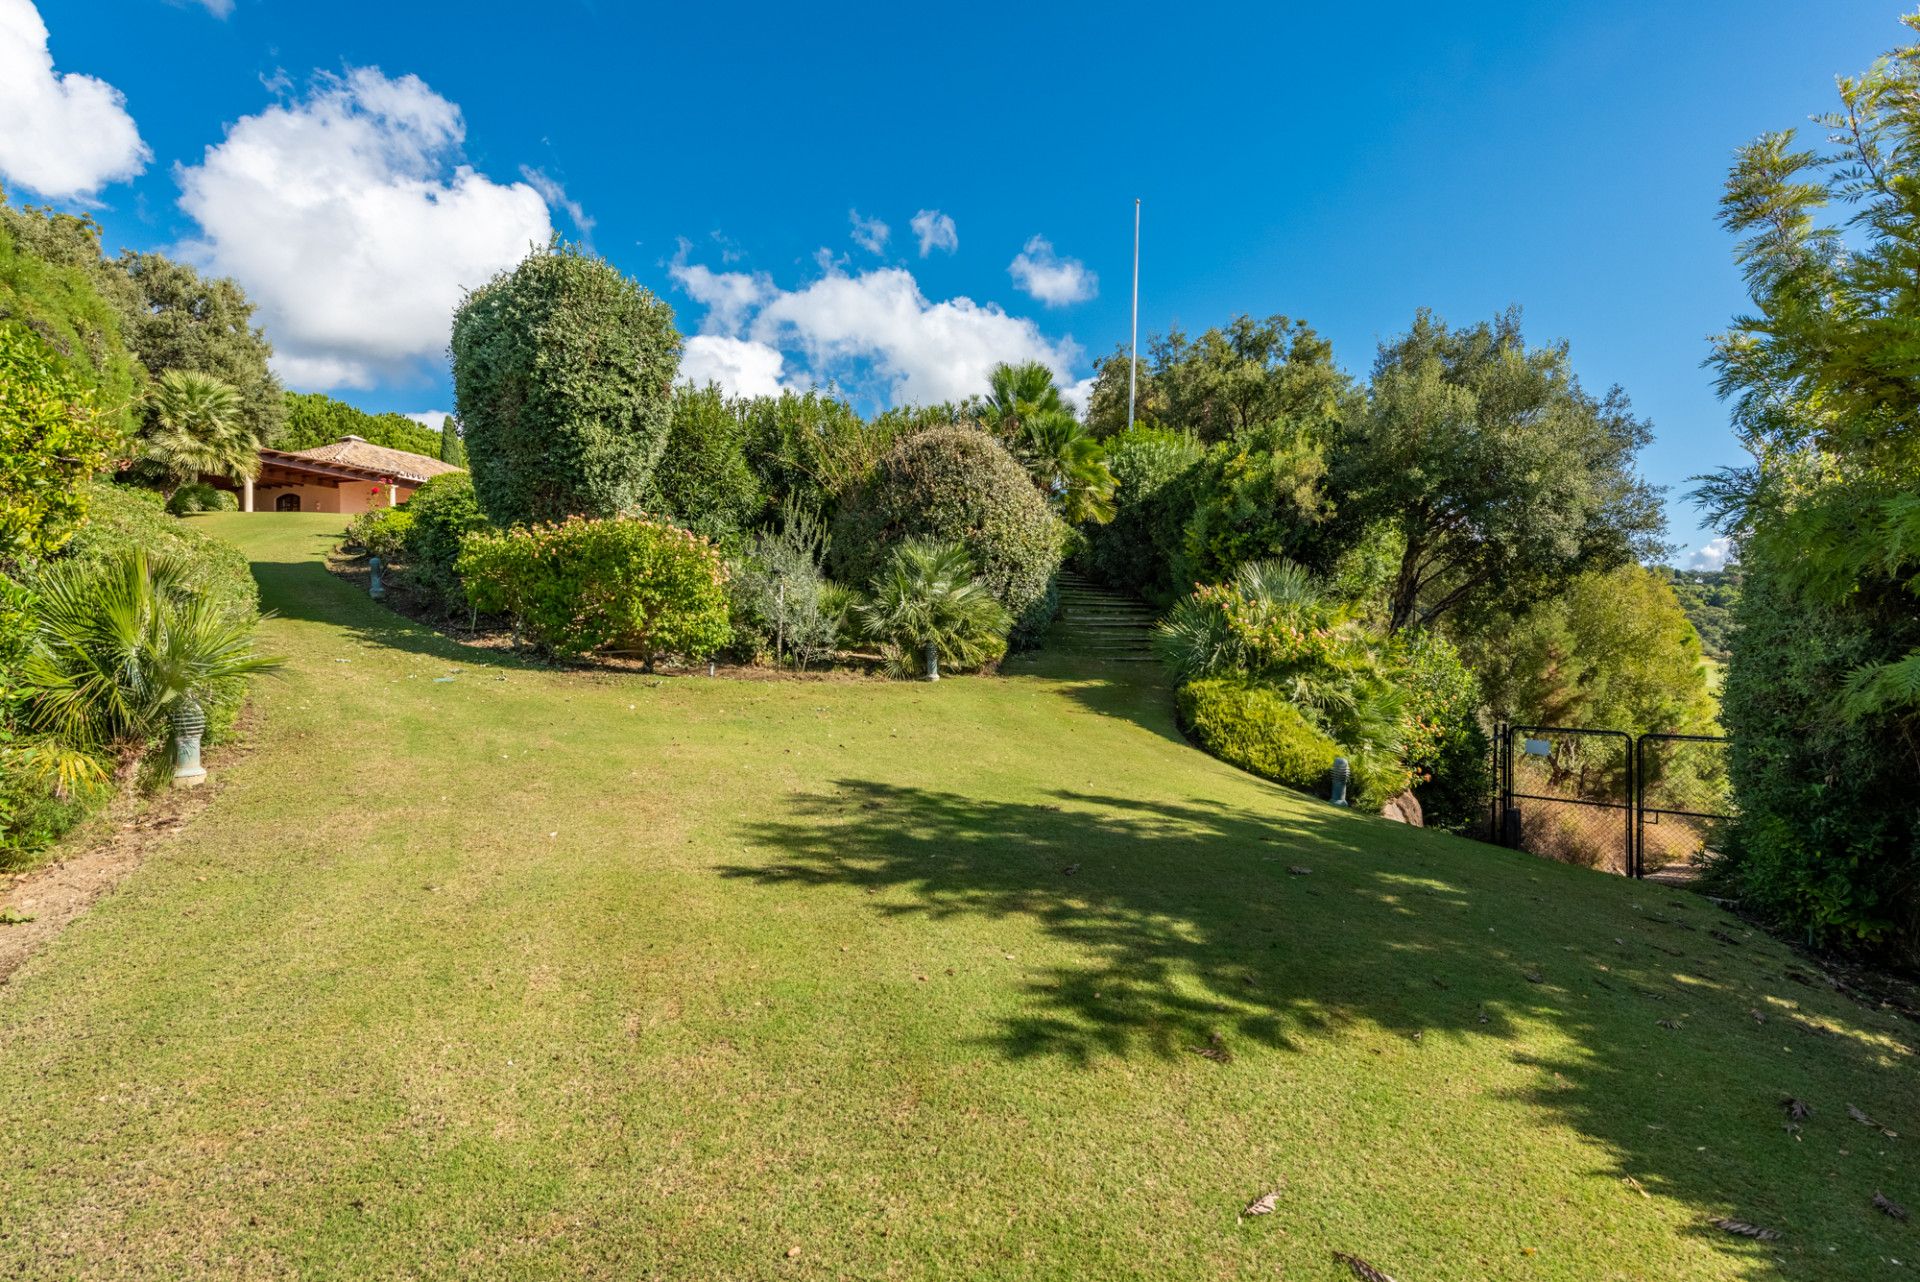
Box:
0, 514, 1912, 1281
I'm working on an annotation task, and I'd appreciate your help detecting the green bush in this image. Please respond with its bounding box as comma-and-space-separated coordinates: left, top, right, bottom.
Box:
344, 507, 412, 562
1079, 426, 1202, 597
1387, 629, 1490, 833
0, 323, 120, 559
855, 540, 1011, 678
400, 473, 489, 613
458, 515, 731, 663
0, 198, 140, 440
656, 384, 764, 541
728, 505, 836, 667
165, 482, 239, 516
1171, 421, 1332, 594
1178, 678, 1339, 796
829, 426, 1065, 645
452, 242, 680, 528
739, 390, 893, 521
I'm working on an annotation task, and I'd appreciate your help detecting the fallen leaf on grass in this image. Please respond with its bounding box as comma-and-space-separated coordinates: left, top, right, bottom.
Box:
1524, 969, 1544, 984
1334, 1251, 1399, 1281
1749, 1008, 1767, 1024
1061, 863, 1081, 876
1657, 1018, 1684, 1030
1287, 866, 1311, 876
1191, 1031, 1233, 1064
1242, 1189, 1280, 1217
1709, 929, 1744, 946
1624, 1176, 1649, 1199
1710, 1217, 1781, 1242
1849, 1104, 1899, 1138
1874, 1191, 1910, 1221
1782, 1098, 1812, 1121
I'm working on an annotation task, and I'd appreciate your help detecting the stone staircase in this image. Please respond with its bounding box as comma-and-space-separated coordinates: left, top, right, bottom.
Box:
1048, 571, 1161, 664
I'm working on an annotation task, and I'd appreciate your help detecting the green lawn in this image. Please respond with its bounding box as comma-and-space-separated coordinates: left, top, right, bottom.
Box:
0, 513, 1911, 1281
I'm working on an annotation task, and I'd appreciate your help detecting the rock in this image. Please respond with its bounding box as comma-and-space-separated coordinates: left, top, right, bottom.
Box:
1380, 789, 1424, 827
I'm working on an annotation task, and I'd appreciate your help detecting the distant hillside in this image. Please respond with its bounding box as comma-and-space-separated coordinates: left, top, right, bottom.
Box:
1660, 566, 1742, 661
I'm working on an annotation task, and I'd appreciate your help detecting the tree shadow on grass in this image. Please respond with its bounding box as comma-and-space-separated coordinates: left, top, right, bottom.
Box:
726, 778, 1919, 1276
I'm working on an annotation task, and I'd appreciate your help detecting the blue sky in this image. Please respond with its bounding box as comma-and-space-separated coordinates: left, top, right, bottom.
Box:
3, 0, 1902, 563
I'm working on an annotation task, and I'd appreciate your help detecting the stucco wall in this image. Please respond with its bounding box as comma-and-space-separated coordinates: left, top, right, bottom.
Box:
253, 482, 408, 514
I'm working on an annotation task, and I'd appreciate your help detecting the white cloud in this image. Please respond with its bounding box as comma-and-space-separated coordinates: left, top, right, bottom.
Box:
911, 208, 957, 257
1008, 235, 1097, 307
175, 68, 553, 390
667, 239, 773, 337
0, 0, 149, 200
1686, 535, 1736, 572
186, 0, 234, 16
1062, 375, 1097, 415
518, 166, 594, 245
849, 209, 889, 255
404, 410, 449, 431
679, 335, 791, 399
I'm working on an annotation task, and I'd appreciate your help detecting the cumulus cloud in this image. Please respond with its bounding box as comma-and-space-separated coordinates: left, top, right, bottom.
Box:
0, 0, 149, 199
911, 208, 958, 257
667, 250, 1082, 407
175, 68, 553, 389
849, 209, 889, 255
1686, 535, 1736, 572
1008, 235, 1097, 307
680, 334, 791, 399
404, 410, 449, 431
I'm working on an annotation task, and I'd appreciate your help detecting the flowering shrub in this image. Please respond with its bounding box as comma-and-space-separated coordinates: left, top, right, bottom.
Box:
458, 515, 731, 663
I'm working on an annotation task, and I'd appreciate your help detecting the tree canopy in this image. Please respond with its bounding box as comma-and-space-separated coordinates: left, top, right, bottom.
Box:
1332, 310, 1665, 633
280, 392, 443, 457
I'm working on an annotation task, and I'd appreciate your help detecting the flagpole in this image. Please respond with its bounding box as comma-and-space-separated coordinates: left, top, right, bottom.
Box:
1127, 198, 1140, 432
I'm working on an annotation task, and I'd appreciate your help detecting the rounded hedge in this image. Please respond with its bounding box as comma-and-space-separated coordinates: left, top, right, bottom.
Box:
400, 472, 488, 611
452, 242, 680, 528
829, 426, 1065, 643
1177, 677, 1410, 810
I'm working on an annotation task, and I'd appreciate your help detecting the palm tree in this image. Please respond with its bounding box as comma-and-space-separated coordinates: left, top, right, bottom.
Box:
980, 361, 1117, 524
142, 371, 256, 498
17, 550, 281, 772
856, 540, 1012, 678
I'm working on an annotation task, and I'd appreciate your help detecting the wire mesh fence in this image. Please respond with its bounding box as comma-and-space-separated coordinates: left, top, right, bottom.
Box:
1498, 725, 1636, 874
1635, 733, 1734, 878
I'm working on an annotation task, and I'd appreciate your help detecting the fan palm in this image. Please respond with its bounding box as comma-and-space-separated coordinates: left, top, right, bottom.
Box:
983, 360, 1066, 431
17, 550, 282, 770
1017, 410, 1117, 524
142, 371, 256, 498
856, 540, 1011, 678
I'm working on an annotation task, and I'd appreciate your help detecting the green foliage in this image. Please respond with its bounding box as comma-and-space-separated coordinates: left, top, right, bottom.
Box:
107, 251, 284, 447
829, 426, 1066, 646
398, 473, 488, 613
0, 196, 140, 440
453, 242, 681, 528
1085, 314, 1353, 443
458, 515, 730, 663
656, 385, 765, 541
1385, 628, 1490, 832
16, 550, 281, 767
165, 483, 238, 516
142, 370, 256, 494
437, 418, 466, 467
980, 361, 1117, 524
1078, 426, 1204, 598
1468, 565, 1719, 738
345, 507, 413, 562
738, 390, 885, 520
1332, 309, 1665, 633
1658, 567, 1741, 661
1176, 678, 1340, 795
1716, 563, 1917, 951
1173, 420, 1331, 593
728, 503, 838, 668
0, 323, 118, 559
855, 540, 1011, 678
280, 392, 443, 457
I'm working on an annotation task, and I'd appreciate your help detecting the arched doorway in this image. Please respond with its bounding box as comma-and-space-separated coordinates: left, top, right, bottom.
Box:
275, 493, 301, 512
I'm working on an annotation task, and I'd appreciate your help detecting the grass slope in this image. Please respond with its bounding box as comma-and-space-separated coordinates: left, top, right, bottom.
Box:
0, 513, 1911, 1281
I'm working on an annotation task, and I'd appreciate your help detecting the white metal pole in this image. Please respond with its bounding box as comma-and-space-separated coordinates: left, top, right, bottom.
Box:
1128, 198, 1140, 433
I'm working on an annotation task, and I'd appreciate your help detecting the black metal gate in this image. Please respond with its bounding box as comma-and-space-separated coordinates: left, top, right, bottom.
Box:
1493, 723, 1731, 879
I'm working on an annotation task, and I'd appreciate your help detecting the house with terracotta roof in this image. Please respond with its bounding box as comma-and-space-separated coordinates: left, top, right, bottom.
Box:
217, 436, 463, 514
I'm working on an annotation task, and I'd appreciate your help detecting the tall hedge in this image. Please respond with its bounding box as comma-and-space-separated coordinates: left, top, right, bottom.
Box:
829, 426, 1066, 643
0, 198, 139, 440
452, 243, 680, 528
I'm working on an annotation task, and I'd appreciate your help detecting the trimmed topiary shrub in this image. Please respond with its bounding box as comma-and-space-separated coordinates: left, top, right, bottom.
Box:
655, 384, 764, 542
452, 242, 681, 528
399, 472, 488, 612
458, 515, 731, 663
165, 482, 239, 516
829, 426, 1065, 645
1178, 678, 1339, 796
